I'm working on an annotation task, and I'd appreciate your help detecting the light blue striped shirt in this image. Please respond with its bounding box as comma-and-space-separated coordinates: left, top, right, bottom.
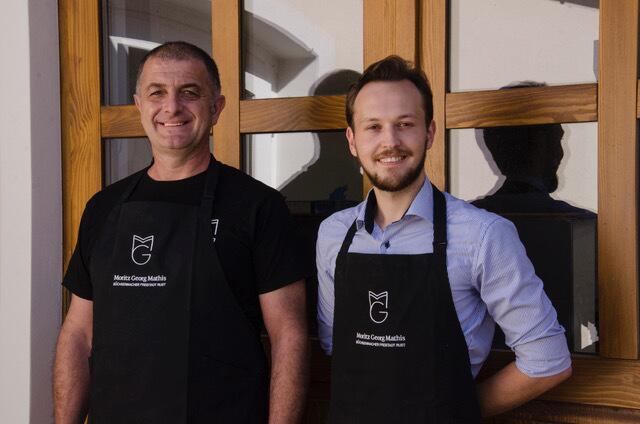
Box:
316, 177, 571, 378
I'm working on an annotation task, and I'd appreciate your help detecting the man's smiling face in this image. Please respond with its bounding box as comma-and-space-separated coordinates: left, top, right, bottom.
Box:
134, 57, 225, 156
346, 79, 435, 193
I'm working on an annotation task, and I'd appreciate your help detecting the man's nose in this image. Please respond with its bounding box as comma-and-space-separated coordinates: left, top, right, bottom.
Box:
380, 126, 401, 148
163, 92, 182, 115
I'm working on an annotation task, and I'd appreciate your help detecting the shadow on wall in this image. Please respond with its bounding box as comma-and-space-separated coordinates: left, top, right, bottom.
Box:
472, 82, 594, 216
280, 69, 362, 203
471, 82, 598, 354
552, 0, 598, 8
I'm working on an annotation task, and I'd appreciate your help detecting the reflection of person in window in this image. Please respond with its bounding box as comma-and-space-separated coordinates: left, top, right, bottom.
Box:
473, 83, 594, 217
472, 84, 597, 356
280, 69, 362, 205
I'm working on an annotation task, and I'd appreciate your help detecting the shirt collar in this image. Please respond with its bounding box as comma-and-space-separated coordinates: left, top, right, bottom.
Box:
356, 177, 434, 234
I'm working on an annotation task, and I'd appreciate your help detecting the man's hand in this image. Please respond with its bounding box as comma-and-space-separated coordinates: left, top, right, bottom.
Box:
53, 294, 93, 424
260, 280, 309, 424
476, 361, 572, 417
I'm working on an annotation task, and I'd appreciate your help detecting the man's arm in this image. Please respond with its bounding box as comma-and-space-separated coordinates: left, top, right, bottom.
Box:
260, 280, 308, 424
477, 361, 571, 417
473, 217, 573, 416
53, 294, 93, 424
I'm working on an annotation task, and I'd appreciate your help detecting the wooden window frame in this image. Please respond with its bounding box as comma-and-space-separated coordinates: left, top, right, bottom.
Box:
60, 0, 640, 413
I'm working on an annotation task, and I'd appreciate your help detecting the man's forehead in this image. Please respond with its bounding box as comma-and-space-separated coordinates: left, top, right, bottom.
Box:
353, 80, 424, 120
139, 57, 208, 83
356, 80, 422, 100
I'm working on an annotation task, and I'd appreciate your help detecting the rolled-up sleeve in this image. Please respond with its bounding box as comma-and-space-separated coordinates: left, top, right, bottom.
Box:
473, 217, 571, 377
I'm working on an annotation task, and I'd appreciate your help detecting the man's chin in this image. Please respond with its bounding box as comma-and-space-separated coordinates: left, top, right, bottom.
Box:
366, 171, 423, 193
150, 137, 203, 152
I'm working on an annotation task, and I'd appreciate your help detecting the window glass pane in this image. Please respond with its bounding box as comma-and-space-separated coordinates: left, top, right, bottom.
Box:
449, 0, 599, 92
102, 0, 212, 105
103, 138, 152, 185
242, 0, 363, 99
103, 137, 216, 185
449, 123, 598, 354
244, 130, 362, 335
244, 131, 362, 210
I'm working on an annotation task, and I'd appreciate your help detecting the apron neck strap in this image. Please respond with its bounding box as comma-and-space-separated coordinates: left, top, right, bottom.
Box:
338, 220, 359, 257
432, 185, 447, 254
200, 157, 220, 219
118, 163, 152, 204
339, 184, 448, 256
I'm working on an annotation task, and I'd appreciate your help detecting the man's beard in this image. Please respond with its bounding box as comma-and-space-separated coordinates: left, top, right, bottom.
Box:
361, 148, 427, 192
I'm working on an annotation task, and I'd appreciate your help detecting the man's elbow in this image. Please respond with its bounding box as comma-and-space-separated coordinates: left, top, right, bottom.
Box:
556, 365, 572, 384
541, 365, 572, 391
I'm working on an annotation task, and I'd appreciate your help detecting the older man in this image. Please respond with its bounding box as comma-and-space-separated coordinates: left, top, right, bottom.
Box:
54, 41, 308, 424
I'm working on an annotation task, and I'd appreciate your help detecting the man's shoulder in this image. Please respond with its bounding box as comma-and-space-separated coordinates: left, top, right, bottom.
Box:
85, 169, 146, 217
318, 203, 362, 244
443, 191, 510, 236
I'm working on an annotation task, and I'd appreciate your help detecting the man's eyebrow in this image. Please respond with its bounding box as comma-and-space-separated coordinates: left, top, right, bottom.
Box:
357, 116, 381, 123
179, 83, 202, 91
143, 82, 203, 91
144, 82, 165, 91
357, 113, 417, 123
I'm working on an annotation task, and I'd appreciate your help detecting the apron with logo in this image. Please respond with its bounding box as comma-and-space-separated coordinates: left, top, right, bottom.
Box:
329, 186, 481, 423
88, 160, 268, 423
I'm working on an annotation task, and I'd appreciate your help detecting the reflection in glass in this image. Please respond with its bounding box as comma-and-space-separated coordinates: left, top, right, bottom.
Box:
103, 137, 216, 186
103, 138, 152, 185
242, 0, 363, 99
102, 0, 212, 105
244, 68, 362, 212
450, 122, 598, 354
244, 125, 362, 335
450, 0, 599, 92
244, 130, 362, 212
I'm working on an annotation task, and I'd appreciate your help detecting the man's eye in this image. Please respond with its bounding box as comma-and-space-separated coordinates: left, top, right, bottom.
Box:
149, 91, 163, 97
367, 124, 380, 131
398, 122, 413, 128
182, 90, 200, 99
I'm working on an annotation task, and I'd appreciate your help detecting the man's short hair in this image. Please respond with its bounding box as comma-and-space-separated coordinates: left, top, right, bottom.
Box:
345, 55, 433, 129
135, 41, 221, 95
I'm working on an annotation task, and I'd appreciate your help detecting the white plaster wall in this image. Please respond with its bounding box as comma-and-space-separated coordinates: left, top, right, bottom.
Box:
448, 0, 599, 212
0, 1, 61, 422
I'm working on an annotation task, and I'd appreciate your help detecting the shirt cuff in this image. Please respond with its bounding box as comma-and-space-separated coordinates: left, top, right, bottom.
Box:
513, 333, 572, 377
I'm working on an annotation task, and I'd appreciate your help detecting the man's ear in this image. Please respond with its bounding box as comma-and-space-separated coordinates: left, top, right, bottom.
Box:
211, 94, 226, 125
425, 120, 436, 150
346, 126, 358, 157
134, 93, 141, 111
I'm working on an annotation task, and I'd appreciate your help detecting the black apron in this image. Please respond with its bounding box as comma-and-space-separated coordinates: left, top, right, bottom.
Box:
88, 160, 268, 423
329, 186, 481, 423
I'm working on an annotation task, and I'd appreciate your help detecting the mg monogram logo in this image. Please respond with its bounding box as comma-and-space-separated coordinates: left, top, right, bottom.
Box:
131, 235, 154, 266
368, 291, 389, 324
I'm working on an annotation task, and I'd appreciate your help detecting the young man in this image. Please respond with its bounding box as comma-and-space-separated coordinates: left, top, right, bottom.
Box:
317, 56, 572, 423
54, 41, 309, 424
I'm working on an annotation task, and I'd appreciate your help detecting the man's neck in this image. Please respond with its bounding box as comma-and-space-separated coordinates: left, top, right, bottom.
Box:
147, 144, 211, 181
373, 173, 426, 230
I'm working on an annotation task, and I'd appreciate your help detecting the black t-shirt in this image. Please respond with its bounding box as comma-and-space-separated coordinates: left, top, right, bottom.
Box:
63, 161, 310, 330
